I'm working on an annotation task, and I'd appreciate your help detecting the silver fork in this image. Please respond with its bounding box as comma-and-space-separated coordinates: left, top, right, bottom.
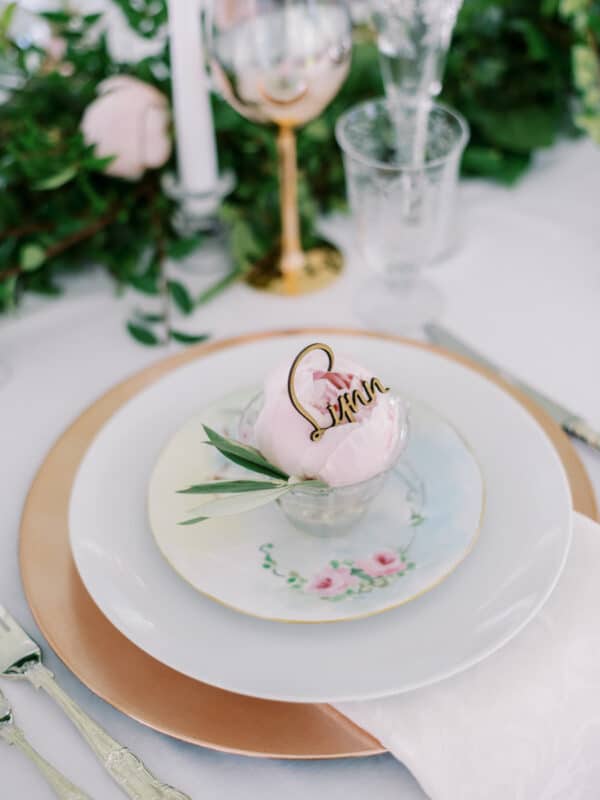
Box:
0, 606, 191, 800
0, 686, 91, 799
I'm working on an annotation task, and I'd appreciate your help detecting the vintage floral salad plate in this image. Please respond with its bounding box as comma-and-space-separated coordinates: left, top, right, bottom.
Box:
148, 388, 484, 623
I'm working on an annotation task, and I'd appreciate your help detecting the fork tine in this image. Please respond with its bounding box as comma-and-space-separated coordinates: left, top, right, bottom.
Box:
0, 606, 40, 677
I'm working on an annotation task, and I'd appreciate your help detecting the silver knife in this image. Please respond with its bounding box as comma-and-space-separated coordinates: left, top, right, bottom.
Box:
425, 323, 600, 453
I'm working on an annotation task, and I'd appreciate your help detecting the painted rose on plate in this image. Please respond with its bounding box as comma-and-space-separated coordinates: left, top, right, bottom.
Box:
260, 539, 419, 602
356, 550, 407, 577
305, 566, 359, 597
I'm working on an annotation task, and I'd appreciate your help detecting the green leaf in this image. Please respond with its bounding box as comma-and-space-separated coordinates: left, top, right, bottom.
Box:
83, 12, 103, 25
20, 243, 46, 272
203, 425, 289, 480
195, 269, 242, 306
40, 10, 72, 23
303, 118, 330, 143
205, 447, 286, 480
509, 19, 549, 61
474, 107, 557, 153
177, 516, 208, 526
168, 280, 194, 315
185, 485, 292, 520
129, 273, 159, 295
228, 217, 262, 271
126, 321, 161, 346
82, 154, 114, 172
0, 276, 16, 310
25, 271, 62, 296
178, 480, 284, 494
134, 309, 165, 324
543, 0, 560, 14
0, 3, 16, 37
0, 239, 16, 267
167, 234, 203, 260
462, 147, 529, 184
170, 329, 209, 345
575, 112, 600, 143
34, 165, 77, 191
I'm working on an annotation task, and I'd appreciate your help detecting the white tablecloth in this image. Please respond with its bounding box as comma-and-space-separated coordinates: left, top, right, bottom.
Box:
1, 139, 599, 798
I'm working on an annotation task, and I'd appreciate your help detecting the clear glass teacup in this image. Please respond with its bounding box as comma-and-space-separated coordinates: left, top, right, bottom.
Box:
239, 392, 409, 537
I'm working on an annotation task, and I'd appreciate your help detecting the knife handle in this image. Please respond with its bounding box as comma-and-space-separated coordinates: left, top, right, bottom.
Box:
563, 416, 600, 453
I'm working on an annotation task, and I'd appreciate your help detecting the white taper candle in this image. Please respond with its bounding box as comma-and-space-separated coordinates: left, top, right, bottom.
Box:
168, 0, 219, 217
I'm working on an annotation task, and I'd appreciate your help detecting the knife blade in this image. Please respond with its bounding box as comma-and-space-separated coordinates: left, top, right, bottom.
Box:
425, 323, 600, 453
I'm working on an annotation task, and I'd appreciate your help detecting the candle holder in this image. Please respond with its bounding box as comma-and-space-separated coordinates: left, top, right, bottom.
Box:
162, 170, 235, 275
163, 170, 235, 235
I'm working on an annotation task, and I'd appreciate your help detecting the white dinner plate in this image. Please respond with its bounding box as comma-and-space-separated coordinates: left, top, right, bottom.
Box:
69, 333, 572, 702
148, 391, 484, 623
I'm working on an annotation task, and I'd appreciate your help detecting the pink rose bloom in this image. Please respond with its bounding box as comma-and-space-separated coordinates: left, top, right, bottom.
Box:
356, 550, 407, 577
306, 566, 359, 597
253, 349, 408, 487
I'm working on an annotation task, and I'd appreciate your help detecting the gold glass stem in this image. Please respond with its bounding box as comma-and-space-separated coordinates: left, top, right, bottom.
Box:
277, 124, 304, 292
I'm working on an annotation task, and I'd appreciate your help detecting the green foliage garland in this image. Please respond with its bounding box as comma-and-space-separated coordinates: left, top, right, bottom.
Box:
0, 1, 598, 340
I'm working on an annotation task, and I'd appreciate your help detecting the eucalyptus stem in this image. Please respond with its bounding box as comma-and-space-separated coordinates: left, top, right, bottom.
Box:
195, 267, 243, 306
149, 183, 170, 344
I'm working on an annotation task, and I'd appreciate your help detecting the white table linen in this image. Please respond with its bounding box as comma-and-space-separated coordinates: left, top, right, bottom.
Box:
337, 512, 600, 800
1, 139, 600, 798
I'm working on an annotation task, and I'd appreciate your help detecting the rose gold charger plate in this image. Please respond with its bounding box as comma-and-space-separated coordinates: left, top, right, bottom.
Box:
20, 328, 598, 759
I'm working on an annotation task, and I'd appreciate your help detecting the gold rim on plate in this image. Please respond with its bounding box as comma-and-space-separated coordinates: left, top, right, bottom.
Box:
19, 329, 598, 759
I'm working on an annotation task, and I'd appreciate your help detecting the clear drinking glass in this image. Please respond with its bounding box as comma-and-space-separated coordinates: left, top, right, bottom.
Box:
370, 0, 463, 107
207, 0, 352, 295
369, 1, 464, 258
335, 98, 468, 331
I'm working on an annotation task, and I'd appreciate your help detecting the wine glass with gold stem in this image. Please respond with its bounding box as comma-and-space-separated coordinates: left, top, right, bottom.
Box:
207, 0, 352, 294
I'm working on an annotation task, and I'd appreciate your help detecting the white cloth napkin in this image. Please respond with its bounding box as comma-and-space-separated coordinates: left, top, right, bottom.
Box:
335, 512, 600, 800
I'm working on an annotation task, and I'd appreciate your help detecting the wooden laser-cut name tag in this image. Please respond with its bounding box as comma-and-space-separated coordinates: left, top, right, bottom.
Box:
287, 343, 389, 442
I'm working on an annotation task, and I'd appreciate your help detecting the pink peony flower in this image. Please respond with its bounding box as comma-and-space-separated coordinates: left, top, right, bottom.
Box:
356, 550, 406, 577
306, 566, 359, 597
253, 350, 408, 487
81, 76, 171, 180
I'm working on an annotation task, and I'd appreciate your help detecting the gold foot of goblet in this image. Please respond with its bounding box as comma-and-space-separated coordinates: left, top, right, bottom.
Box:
245, 240, 343, 295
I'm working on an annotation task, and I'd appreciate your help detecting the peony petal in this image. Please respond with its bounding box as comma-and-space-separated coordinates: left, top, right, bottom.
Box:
142, 105, 172, 169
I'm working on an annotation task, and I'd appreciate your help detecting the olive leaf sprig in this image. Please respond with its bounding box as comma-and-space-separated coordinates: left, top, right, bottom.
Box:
177, 425, 326, 526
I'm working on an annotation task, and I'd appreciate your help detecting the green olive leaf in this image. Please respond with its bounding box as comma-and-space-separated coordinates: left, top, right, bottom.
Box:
20, 244, 46, 272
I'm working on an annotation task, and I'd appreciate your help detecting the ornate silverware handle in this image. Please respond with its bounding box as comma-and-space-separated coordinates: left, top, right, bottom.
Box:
0, 722, 91, 799
563, 416, 600, 453
26, 663, 191, 800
